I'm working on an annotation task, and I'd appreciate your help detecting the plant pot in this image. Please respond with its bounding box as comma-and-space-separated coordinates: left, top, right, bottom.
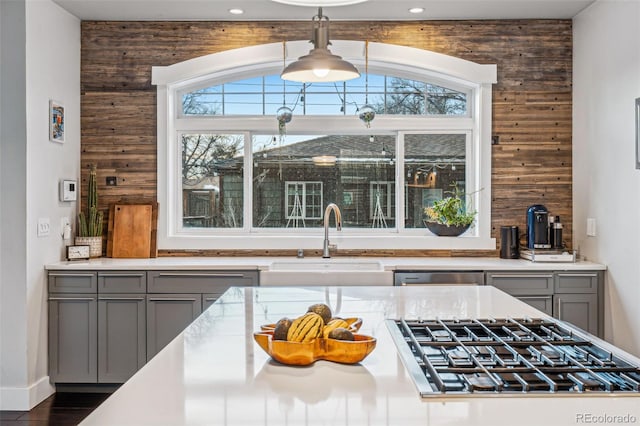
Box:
75, 236, 102, 258
424, 221, 471, 237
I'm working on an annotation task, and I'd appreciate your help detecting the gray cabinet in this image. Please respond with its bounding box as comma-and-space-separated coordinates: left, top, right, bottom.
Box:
146, 294, 202, 360
146, 270, 258, 359
49, 271, 147, 384
49, 268, 259, 384
97, 272, 147, 383
486, 270, 603, 337
486, 272, 554, 316
48, 272, 98, 383
554, 272, 602, 336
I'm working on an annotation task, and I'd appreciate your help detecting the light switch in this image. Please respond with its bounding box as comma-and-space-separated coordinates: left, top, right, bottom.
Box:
586, 218, 596, 237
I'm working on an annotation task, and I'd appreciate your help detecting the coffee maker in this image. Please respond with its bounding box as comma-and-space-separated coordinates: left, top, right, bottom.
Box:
526, 204, 551, 249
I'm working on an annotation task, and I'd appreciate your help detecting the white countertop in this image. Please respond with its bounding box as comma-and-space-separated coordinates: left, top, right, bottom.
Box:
46, 256, 606, 271
80, 286, 637, 426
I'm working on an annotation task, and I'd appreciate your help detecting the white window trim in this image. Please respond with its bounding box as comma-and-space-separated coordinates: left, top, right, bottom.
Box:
153, 41, 496, 250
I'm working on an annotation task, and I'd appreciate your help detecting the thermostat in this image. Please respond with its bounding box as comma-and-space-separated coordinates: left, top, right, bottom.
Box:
59, 179, 77, 202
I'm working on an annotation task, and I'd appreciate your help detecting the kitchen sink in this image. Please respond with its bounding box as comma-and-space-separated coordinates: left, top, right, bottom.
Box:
269, 259, 384, 271
261, 258, 392, 286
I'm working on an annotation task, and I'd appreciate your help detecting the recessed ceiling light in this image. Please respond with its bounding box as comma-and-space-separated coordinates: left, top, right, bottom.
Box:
228, 8, 244, 15
409, 7, 425, 14
271, 0, 368, 6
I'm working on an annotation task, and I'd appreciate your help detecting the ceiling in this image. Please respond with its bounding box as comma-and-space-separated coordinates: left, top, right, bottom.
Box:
51, 0, 595, 21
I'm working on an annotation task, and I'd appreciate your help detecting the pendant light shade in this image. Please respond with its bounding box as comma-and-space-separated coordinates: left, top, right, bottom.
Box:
281, 8, 360, 83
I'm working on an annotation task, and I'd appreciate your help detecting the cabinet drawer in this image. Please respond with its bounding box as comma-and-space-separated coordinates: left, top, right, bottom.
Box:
48, 271, 97, 293
147, 270, 259, 293
554, 272, 599, 294
516, 295, 553, 316
486, 272, 553, 296
98, 271, 146, 293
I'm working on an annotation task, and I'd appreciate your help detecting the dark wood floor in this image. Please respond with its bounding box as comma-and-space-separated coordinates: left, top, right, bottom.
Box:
0, 393, 108, 426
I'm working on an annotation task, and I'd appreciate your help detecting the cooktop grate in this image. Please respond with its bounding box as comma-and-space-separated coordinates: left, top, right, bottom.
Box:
386, 317, 640, 397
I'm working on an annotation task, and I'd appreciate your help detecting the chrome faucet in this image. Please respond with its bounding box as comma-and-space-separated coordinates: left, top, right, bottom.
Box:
322, 203, 342, 258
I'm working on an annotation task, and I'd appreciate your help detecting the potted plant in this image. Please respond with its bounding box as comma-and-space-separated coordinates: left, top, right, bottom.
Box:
423, 183, 477, 236
76, 164, 104, 257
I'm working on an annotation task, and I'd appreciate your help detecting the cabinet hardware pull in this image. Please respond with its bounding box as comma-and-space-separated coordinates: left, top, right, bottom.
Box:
99, 297, 145, 301
491, 274, 553, 279
557, 297, 562, 318
204, 298, 218, 302
99, 273, 145, 278
49, 273, 95, 278
521, 296, 552, 300
49, 297, 95, 301
157, 273, 245, 278
556, 273, 598, 277
148, 298, 197, 302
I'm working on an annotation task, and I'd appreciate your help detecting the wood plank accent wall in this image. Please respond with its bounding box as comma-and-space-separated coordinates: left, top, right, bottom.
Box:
81, 20, 572, 257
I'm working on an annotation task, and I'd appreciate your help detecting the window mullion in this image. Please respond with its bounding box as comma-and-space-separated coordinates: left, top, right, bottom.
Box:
244, 131, 252, 232
396, 132, 405, 231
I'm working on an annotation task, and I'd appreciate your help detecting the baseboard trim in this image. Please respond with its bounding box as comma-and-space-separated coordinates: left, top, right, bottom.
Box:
0, 376, 55, 410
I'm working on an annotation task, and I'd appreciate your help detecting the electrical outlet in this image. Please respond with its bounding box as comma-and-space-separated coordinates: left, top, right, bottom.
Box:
37, 218, 50, 237
61, 217, 71, 240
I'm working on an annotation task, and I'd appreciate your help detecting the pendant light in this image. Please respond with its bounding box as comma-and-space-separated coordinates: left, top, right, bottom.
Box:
281, 7, 360, 83
359, 40, 375, 128
276, 41, 293, 137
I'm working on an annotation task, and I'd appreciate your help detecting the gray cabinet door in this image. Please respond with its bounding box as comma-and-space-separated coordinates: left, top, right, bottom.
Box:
555, 293, 598, 335
98, 295, 146, 383
202, 292, 225, 311
48, 295, 97, 383
516, 295, 553, 316
485, 272, 554, 295
146, 294, 202, 360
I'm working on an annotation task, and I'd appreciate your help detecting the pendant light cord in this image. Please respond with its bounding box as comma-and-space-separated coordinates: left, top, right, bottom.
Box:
365, 40, 369, 104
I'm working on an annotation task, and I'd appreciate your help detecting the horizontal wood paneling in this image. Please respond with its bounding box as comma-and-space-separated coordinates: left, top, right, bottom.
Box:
81, 19, 573, 256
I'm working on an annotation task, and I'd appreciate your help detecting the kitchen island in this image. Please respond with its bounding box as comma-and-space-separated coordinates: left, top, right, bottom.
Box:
80, 286, 638, 426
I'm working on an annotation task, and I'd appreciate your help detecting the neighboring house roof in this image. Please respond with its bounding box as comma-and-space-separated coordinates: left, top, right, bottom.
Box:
260, 134, 466, 163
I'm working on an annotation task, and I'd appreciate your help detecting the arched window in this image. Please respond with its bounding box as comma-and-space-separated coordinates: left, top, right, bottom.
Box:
153, 41, 496, 250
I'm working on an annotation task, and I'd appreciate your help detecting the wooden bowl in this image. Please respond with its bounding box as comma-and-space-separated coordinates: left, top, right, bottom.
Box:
253, 331, 376, 366
260, 317, 363, 334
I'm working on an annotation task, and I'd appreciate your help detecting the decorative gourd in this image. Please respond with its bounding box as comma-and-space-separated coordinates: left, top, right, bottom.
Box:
322, 318, 349, 338
273, 317, 293, 341
328, 327, 355, 341
287, 312, 324, 343
307, 303, 332, 324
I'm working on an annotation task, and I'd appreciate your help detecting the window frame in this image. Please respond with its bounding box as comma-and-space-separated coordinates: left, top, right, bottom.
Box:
153, 40, 496, 250
285, 181, 323, 221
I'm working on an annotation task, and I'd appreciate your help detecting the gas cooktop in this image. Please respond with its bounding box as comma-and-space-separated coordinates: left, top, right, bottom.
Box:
386, 317, 640, 397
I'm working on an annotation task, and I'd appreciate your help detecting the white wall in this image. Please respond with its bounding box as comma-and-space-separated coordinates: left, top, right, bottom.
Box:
573, 0, 640, 356
1, 0, 29, 409
0, 0, 80, 410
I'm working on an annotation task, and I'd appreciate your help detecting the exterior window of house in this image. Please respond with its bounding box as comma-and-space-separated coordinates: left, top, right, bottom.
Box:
403, 133, 468, 229
252, 135, 396, 228
370, 182, 395, 223
154, 41, 496, 249
181, 133, 244, 228
284, 182, 323, 225
181, 75, 468, 118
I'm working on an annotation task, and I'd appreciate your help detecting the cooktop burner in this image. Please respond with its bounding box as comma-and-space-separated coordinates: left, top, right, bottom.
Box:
386, 317, 640, 397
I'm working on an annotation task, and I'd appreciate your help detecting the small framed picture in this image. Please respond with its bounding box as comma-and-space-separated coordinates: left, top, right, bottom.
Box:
49, 100, 64, 143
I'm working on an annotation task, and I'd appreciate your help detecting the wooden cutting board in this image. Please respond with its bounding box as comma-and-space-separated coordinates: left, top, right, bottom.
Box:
108, 203, 154, 258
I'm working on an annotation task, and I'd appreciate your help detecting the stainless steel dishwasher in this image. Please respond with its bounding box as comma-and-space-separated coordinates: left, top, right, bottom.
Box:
394, 271, 485, 286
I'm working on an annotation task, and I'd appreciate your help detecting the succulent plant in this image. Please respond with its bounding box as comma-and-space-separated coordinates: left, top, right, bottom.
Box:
77, 164, 103, 237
